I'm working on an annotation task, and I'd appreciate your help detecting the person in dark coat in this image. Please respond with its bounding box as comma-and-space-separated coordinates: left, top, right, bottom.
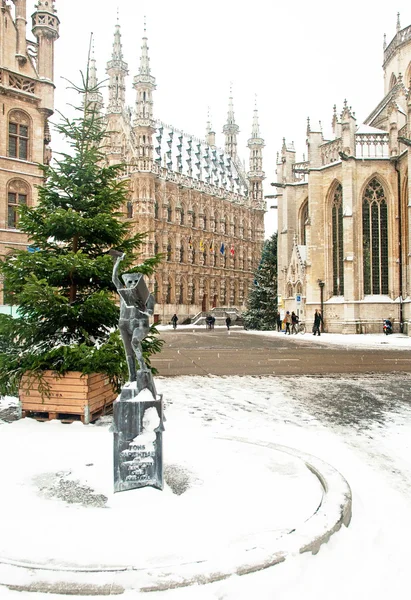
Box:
276, 312, 282, 332
291, 311, 299, 334
312, 309, 323, 336
171, 313, 178, 329
225, 316, 232, 330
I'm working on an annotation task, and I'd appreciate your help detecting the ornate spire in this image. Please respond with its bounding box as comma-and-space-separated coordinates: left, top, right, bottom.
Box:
135, 19, 155, 85
251, 96, 260, 138
87, 44, 103, 112
106, 18, 128, 114
383, 33, 387, 50
397, 12, 401, 32
223, 84, 240, 158
247, 97, 265, 207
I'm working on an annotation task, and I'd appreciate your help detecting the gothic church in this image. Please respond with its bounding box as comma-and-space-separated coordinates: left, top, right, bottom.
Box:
277, 14, 411, 334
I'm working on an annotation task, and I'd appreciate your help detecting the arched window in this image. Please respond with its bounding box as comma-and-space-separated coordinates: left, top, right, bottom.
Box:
167, 205, 172, 222
167, 243, 172, 261
191, 283, 196, 305
362, 178, 388, 295
203, 214, 207, 230
389, 73, 397, 90
179, 246, 184, 263
7, 179, 29, 229
154, 201, 159, 219
300, 199, 309, 245
180, 207, 185, 225
178, 283, 184, 304
8, 110, 30, 160
287, 283, 293, 298
332, 184, 344, 295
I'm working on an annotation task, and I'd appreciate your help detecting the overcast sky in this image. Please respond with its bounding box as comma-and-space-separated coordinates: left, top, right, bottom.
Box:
26, 1, 411, 236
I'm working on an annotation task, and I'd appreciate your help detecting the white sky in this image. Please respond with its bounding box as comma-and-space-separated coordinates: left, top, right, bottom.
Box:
24, 1, 411, 237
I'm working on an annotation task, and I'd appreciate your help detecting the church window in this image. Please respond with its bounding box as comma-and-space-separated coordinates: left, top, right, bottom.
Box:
180, 208, 185, 225
203, 215, 207, 230
126, 201, 133, 218
179, 246, 184, 263
167, 243, 172, 261
332, 184, 344, 295
300, 200, 309, 245
143, 91, 146, 101
7, 180, 29, 229
8, 111, 30, 160
192, 248, 195, 264
154, 201, 159, 218
362, 178, 388, 295
167, 205, 172, 222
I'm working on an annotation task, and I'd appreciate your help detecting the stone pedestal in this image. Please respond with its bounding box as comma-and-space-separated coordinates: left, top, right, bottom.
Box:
113, 373, 164, 493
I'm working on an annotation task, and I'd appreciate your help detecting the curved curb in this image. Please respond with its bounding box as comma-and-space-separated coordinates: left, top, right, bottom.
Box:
0, 438, 352, 595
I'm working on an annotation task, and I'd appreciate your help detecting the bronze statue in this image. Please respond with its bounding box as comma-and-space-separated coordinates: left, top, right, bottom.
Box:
111, 252, 154, 382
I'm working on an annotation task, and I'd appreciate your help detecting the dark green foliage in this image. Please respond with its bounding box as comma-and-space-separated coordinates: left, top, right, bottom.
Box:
0, 73, 163, 397
243, 233, 278, 330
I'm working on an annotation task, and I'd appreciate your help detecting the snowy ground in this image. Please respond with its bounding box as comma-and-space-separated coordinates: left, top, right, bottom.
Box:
1, 331, 411, 599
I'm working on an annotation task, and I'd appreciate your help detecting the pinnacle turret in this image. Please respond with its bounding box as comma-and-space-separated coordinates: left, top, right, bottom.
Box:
31, 0, 59, 80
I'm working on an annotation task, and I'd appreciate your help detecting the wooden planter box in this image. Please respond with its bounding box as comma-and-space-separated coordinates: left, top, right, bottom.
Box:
19, 371, 117, 424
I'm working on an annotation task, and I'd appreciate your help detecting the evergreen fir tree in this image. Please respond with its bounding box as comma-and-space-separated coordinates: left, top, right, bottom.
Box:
0, 72, 163, 396
243, 233, 278, 330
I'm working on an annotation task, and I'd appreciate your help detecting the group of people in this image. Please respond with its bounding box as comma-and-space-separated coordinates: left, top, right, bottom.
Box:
276, 309, 323, 336
171, 313, 232, 330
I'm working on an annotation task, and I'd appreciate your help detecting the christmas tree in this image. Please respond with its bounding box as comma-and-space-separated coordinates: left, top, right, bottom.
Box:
243, 233, 278, 330
0, 72, 162, 396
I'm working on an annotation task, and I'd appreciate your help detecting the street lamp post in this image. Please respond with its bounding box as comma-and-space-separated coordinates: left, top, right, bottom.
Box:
318, 280, 325, 332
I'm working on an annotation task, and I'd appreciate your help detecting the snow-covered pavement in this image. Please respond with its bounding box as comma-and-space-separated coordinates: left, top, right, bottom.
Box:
1, 331, 411, 599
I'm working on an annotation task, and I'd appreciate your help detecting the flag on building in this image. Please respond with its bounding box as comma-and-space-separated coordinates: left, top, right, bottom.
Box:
209, 239, 214, 253
230, 245, 235, 256
199, 239, 205, 251
188, 236, 193, 249
220, 242, 225, 255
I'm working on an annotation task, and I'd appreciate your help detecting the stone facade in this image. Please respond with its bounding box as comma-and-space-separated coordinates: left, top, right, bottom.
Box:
0, 0, 58, 303
277, 15, 411, 334
102, 24, 266, 323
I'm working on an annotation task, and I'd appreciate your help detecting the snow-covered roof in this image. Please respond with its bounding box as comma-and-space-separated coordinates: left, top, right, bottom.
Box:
153, 121, 248, 196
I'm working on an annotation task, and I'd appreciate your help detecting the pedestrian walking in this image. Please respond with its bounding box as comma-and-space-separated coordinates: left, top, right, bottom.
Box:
225, 315, 232, 330
171, 313, 178, 329
312, 309, 323, 336
276, 311, 282, 332
291, 311, 299, 334
211, 316, 216, 329
283, 311, 291, 335
205, 315, 212, 329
